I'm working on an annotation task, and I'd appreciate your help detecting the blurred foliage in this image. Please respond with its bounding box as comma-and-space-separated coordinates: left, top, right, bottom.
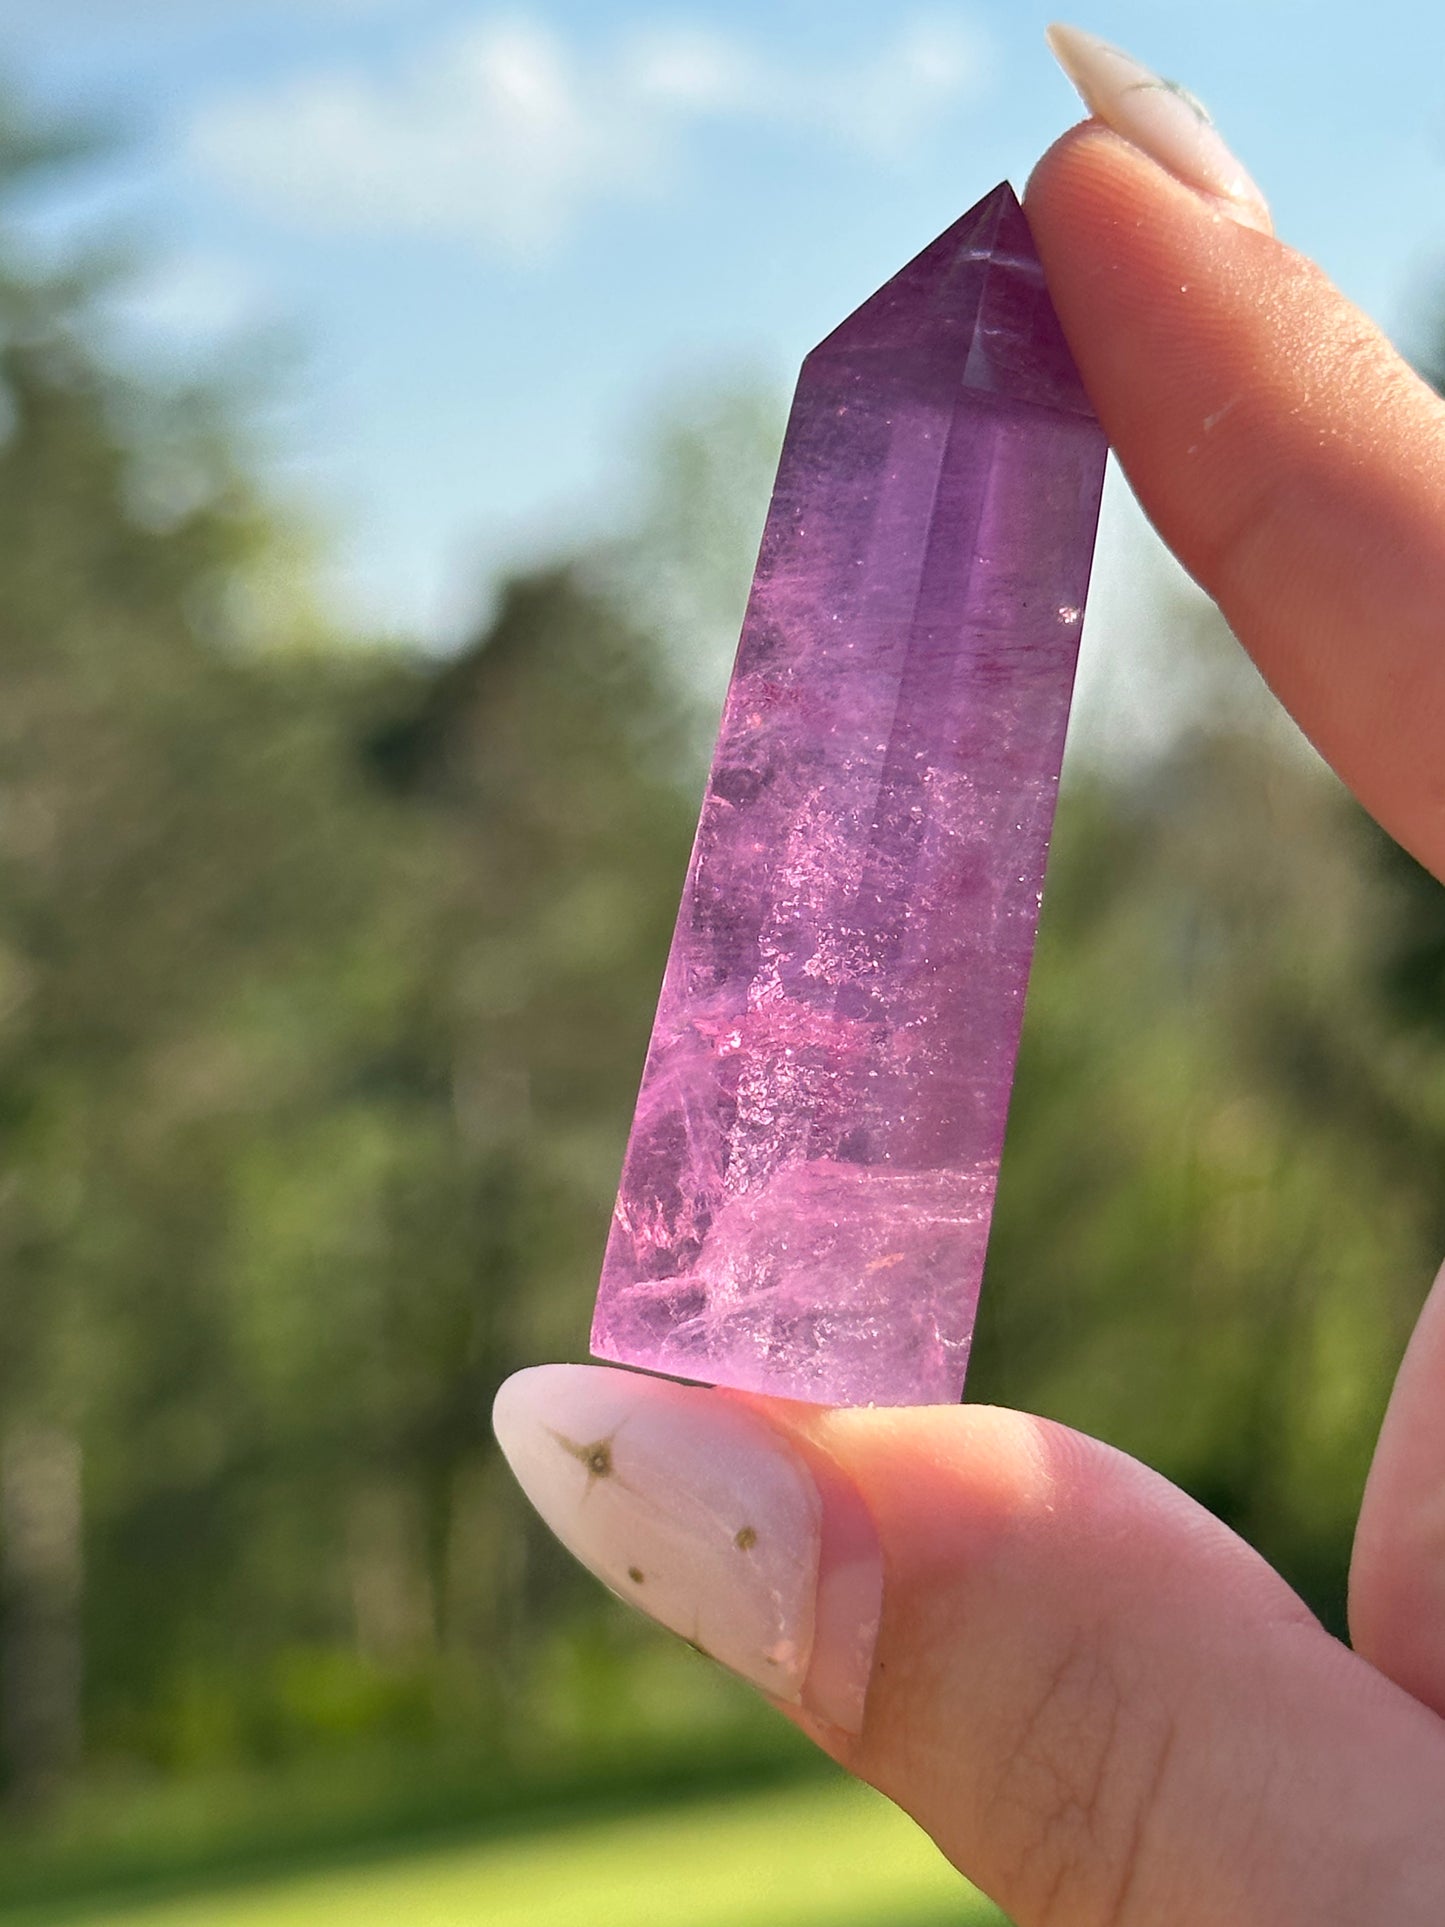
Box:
0, 81, 1439, 1912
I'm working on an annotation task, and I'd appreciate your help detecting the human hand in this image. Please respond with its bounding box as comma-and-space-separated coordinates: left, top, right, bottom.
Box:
494, 30, 1445, 1926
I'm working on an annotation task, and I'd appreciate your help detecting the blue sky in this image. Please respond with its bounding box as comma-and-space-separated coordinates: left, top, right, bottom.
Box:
8, 0, 1445, 656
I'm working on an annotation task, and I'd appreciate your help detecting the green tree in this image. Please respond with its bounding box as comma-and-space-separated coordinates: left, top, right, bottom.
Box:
0, 87, 712, 1803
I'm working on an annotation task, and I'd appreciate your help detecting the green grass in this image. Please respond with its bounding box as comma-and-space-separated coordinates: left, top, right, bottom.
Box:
33, 1781, 1005, 1927
0, 1677, 826, 1920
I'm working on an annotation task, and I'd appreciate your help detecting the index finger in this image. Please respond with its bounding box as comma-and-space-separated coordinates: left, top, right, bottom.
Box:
1026, 123, 1445, 878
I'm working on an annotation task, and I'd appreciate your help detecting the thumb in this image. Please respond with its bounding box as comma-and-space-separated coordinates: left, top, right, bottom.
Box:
494, 1365, 1445, 1927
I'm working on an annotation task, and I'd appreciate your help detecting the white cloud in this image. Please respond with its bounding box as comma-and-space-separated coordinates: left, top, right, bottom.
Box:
115, 252, 265, 336
839, 18, 993, 155
187, 11, 991, 256
623, 25, 763, 114
99, 251, 272, 362
0, 0, 409, 29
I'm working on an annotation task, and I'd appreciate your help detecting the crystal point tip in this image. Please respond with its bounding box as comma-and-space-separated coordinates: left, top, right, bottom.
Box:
810, 181, 1092, 417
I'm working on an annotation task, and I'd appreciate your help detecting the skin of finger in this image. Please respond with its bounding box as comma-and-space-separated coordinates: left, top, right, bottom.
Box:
762, 1402, 1445, 1927
1024, 124, 1445, 883
1352, 1262, 1445, 1714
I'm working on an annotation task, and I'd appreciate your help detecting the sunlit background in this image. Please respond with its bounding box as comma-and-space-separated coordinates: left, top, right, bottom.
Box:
0, 2, 1442, 1923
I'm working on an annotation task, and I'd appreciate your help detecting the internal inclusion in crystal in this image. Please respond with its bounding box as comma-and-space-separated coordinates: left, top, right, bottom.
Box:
591, 184, 1108, 1407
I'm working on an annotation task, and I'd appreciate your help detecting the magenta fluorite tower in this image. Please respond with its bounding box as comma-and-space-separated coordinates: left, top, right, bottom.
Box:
592, 184, 1107, 1406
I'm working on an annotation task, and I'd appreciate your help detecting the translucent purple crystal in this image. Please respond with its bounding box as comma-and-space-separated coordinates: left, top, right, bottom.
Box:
591, 184, 1107, 1406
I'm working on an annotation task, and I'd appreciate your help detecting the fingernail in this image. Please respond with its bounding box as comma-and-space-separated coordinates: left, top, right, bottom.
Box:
492, 1364, 882, 1735
1047, 23, 1271, 233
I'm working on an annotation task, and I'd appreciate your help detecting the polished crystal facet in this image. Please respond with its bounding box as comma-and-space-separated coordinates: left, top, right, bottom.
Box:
591, 184, 1107, 1406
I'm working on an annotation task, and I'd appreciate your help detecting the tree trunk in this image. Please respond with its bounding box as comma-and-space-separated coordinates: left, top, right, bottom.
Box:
1, 1425, 82, 1806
